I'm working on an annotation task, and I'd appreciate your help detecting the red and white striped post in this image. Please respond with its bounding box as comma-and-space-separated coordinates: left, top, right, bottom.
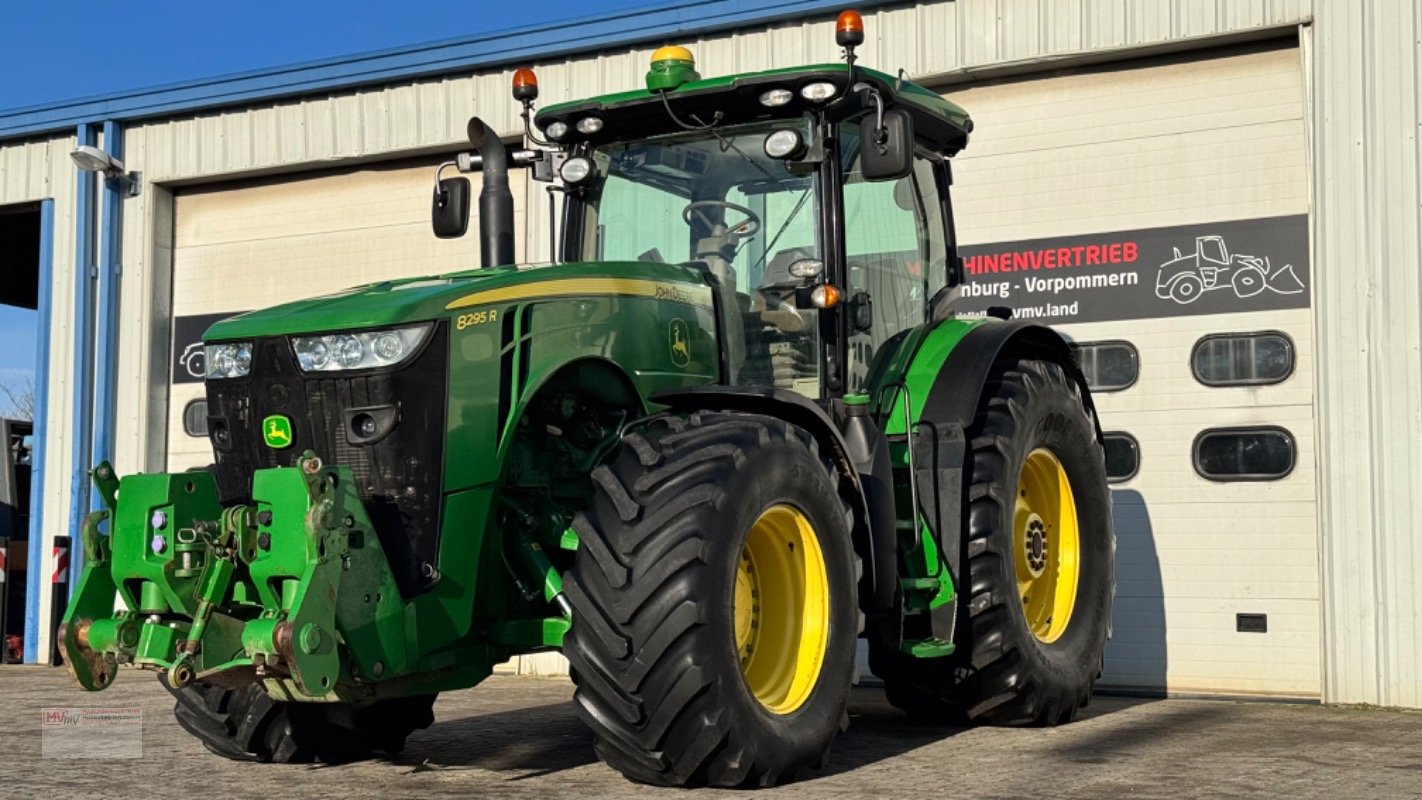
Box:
49, 538, 68, 666
0, 537, 9, 663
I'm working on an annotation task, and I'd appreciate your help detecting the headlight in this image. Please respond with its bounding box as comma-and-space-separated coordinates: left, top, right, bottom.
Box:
544, 120, 569, 140
800, 81, 837, 102
205, 342, 252, 379
292, 325, 430, 373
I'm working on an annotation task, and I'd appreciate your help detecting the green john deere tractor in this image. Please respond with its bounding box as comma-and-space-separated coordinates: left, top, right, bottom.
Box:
60, 12, 1113, 788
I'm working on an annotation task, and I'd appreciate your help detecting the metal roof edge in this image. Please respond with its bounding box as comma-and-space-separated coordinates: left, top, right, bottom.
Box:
0, 0, 904, 141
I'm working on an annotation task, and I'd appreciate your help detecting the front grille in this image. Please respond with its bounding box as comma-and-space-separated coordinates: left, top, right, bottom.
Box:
205, 324, 449, 598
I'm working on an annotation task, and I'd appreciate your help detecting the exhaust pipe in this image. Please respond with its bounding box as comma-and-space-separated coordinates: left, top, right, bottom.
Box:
467, 117, 515, 268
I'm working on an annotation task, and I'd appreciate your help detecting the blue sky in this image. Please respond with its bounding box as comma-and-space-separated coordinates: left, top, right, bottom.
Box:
0, 0, 655, 412
0, 0, 654, 110
0, 306, 36, 418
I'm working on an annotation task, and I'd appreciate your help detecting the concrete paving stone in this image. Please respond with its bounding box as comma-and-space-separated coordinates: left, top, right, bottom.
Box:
2, 665, 1420, 799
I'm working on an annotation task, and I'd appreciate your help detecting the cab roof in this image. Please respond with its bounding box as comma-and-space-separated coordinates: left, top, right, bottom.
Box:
536, 64, 973, 155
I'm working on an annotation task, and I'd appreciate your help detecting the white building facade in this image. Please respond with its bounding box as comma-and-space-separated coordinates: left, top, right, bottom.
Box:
0, 0, 1417, 706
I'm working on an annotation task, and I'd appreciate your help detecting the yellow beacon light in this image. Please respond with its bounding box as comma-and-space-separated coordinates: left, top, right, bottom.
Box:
646, 45, 700, 92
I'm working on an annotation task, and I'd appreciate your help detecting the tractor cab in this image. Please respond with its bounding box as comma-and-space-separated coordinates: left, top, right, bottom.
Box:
534, 51, 973, 399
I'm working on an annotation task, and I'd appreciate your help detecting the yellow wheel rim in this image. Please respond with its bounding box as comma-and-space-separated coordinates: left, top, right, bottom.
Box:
734, 504, 830, 715
1013, 449, 1081, 644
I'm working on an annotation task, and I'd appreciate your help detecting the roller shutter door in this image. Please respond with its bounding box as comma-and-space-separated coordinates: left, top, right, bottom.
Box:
167, 158, 525, 469
944, 44, 1316, 697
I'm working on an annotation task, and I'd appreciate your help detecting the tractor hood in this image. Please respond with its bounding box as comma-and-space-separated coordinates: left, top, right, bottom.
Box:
203, 260, 714, 341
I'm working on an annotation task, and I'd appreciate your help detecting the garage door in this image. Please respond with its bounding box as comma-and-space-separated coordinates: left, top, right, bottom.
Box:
944, 43, 1317, 697
167, 157, 526, 469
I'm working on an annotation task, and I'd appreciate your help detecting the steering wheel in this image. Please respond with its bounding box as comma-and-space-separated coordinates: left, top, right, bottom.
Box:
682, 200, 762, 238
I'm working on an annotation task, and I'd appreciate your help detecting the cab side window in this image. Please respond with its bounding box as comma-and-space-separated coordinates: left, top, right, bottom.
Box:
841, 132, 947, 391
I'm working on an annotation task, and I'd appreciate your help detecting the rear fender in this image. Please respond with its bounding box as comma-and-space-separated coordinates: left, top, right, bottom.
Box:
892, 318, 1100, 442
877, 318, 1100, 642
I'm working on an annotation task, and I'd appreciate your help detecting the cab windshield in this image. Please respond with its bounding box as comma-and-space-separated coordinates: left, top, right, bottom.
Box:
574, 121, 823, 395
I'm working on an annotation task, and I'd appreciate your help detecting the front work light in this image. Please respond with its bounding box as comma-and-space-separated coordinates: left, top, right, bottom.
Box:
764, 129, 806, 160
560, 156, 594, 184
789, 258, 824, 279
292, 325, 430, 373
205, 342, 253, 379
759, 88, 793, 107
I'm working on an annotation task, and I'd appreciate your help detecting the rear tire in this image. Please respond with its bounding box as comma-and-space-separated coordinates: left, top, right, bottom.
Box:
165, 678, 436, 763
564, 411, 860, 787
876, 357, 1113, 726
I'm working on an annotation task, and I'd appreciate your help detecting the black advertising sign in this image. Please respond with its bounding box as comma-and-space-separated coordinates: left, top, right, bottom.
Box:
171, 312, 239, 384
954, 215, 1309, 324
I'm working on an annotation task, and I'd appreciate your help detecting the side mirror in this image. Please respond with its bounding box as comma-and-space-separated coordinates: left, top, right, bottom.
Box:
432, 176, 470, 239
860, 108, 913, 182
849, 291, 873, 333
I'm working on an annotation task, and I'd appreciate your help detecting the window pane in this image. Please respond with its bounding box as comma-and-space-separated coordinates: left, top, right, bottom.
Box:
592, 172, 686, 264
1071, 341, 1138, 392
1192, 332, 1294, 386
183, 399, 209, 438
1193, 428, 1295, 481
840, 122, 942, 391
580, 123, 823, 398
1102, 433, 1140, 483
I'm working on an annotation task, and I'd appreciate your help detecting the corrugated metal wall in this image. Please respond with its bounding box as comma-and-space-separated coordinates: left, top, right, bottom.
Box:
109, 0, 1314, 485
1311, 3, 1422, 708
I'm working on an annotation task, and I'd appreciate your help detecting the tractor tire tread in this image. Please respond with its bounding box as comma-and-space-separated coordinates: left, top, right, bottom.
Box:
566, 410, 858, 788
163, 676, 436, 764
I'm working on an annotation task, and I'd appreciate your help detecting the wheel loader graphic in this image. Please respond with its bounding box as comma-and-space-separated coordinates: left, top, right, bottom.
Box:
1155, 235, 1305, 305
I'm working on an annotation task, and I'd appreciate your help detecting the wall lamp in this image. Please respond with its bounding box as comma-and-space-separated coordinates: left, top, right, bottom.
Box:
70, 145, 141, 197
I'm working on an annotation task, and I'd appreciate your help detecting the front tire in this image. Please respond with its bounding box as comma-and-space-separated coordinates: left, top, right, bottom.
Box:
165, 679, 436, 763
875, 357, 1113, 727
564, 411, 860, 787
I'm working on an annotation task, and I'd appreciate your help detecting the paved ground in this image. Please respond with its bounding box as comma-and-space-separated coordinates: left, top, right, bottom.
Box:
3, 666, 1421, 799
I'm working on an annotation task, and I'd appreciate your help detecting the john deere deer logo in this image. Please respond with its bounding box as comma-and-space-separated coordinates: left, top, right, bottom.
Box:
668, 319, 691, 367
262, 415, 293, 449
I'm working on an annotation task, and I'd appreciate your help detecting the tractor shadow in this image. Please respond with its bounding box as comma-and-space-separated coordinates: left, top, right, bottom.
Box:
395, 686, 1155, 784
396, 700, 596, 779
812, 685, 1155, 780
1102, 489, 1168, 695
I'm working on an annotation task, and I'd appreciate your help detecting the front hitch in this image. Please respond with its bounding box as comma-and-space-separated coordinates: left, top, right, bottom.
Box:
60, 452, 407, 700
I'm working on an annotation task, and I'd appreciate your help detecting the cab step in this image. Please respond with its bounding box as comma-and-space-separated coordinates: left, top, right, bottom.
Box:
900, 636, 955, 658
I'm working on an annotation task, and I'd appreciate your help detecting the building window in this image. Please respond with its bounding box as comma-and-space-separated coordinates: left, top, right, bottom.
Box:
1071, 340, 1138, 392
183, 399, 208, 437
1191, 331, 1294, 387
1102, 432, 1140, 483
1193, 427, 1296, 481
